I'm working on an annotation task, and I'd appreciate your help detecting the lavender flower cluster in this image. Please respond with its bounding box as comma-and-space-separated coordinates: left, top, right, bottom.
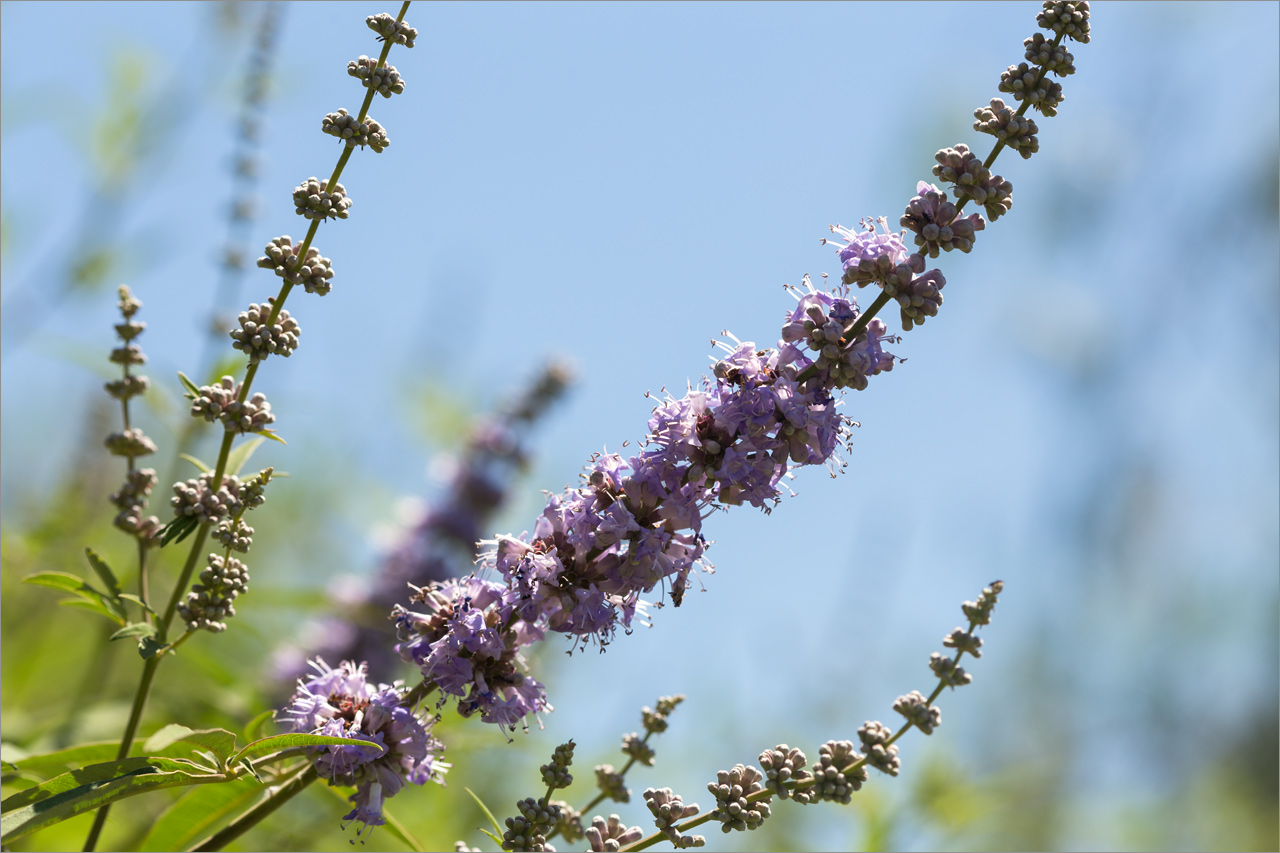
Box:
393, 271, 906, 728
278, 659, 447, 835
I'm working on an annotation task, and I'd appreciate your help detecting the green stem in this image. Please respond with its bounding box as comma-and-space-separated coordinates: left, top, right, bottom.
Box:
189, 764, 320, 852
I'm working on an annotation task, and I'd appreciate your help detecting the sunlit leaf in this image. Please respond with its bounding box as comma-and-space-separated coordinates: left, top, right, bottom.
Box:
0, 756, 223, 843
142, 726, 237, 764
176, 371, 201, 398
243, 710, 274, 744
231, 734, 385, 765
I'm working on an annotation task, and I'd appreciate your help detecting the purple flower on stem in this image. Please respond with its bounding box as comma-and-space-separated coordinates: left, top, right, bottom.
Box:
278, 659, 447, 835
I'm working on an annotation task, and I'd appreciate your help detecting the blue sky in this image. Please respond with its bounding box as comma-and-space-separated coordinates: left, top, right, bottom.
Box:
3, 2, 1277, 849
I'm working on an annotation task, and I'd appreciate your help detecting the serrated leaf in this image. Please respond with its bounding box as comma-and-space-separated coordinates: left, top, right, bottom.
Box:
465, 786, 503, 837
84, 549, 122, 600
225, 437, 265, 477
159, 515, 199, 547
177, 371, 201, 398
142, 727, 237, 764
243, 710, 274, 744
137, 777, 259, 852
259, 429, 287, 445
117, 593, 155, 615
109, 622, 157, 642
231, 734, 385, 765
0, 757, 223, 843
178, 453, 211, 474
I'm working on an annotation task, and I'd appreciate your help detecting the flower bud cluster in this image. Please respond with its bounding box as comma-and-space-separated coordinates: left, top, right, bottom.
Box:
804, 740, 866, 805
622, 732, 655, 766
171, 473, 245, 524
962, 580, 1003, 625
348, 55, 406, 98
105, 428, 157, 459
973, 98, 1039, 159
551, 801, 584, 844
213, 518, 254, 553
893, 690, 941, 735
277, 660, 447, 837
366, 13, 417, 47
105, 375, 150, 401
857, 721, 900, 776
230, 299, 300, 362
501, 797, 561, 852
998, 62, 1064, 117
292, 178, 351, 221
190, 376, 276, 434
322, 108, 389, 153
1038, 0, 1090, 43
110, 468, 161, 545
932, 143, 1013, 222
642, 694, 684, 733
257, 236, 335, 295
584, 814, 643, 853
178, 554, 248, 633
930, 651, 972, 687
900, 181, 986, 258
708, 763, 771, 833
643, 787, 704, 848
759, 744, 812, 800
595, 764, 629, 802
540, 740, 575, 789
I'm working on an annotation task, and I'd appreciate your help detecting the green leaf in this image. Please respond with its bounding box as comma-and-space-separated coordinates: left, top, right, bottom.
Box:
109, 622, 157, 642
465, 786, 503, 837
236, 757, 262, 784
0, 745, 29, 766
0, 757, 223, 843
159, 515, 199, 547
56, 598, 125, 624
231, 734, 385, 765
138, 636, 166, 660
142, 726, 237, 764
1, 743, 128, 779
138, 777, 260, 853
242, 710, 274, 744
479, 828, 502, 846
117, 593, 156, 615
23, 572, 126, 625
177, 371, 201, 398
259, 429, 287, 445
84, 548, 122, 601
225, 437, 266, 477
178, 453, 211, 474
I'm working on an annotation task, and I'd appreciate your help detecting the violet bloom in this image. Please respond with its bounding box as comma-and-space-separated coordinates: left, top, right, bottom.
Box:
397, 271, 902, 732
278, 659, 448, 834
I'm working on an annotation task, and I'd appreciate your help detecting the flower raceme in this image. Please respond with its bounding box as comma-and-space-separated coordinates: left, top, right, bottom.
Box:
393, 255, 926, 731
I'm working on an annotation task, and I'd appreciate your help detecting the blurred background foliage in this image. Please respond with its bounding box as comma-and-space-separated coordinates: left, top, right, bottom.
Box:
2, 2, 1276, 851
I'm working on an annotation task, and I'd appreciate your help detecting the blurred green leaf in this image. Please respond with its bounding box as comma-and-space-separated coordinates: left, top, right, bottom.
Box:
138, 777, 260, 852
226, 437, 266, 477
2, 742, 129, 779
0, 756, 223, 843
177, 371, 201, 398
259, 429, 287, 445
242, 710, 274, 744
117, 593, 155, 615
83, 548, 122, 601
108, 622, 156, 642
143, 726, 237, 764
178, 454, 211, 474
465, 786, 502, 837
23, 572, 126, 625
